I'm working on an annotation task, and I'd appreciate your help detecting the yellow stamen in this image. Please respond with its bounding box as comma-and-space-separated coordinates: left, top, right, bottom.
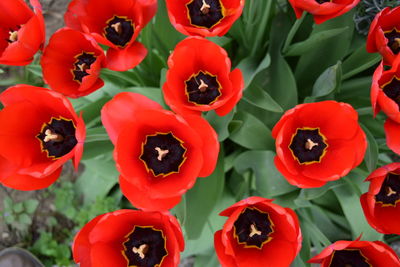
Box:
391, 38, 400, 51
305, 139, 318, 150
132, 244, 149, 259
155, 147, 169, 161
386, 186, 397, 197
198, 79, 209, 92
8, 31, 18, 42
43, 129, 63, 142
111, 22, 122, 34
77, 63, 88, 72
249, 224, 262, 237
200, 0, 211, 14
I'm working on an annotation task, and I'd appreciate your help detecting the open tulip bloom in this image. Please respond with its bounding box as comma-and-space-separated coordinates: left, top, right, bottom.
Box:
272, 101, 367, 188
0, 85, 85, 190
367, 6, 400, 66
0, 0, 45, 65
214, 197, 302, 267
308, 239, 400, 266
163, 37, 244, 116
165, 0, 245, 37
361, 163, 400, 235
101, 92, 219, 211
64, 0, 157, 71
73, 210, 184, 267
41, 28, 106, 98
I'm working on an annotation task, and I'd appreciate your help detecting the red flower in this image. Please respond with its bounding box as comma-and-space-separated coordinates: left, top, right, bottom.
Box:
360, 163, 400, 235
0, 85, 85, 190
272, 101, 367, 188
367, 7, 400, 65
41, 28, 106, 98
0, 0, 45, 65
385, 118, 400, 155
308, 239, 400, 266
371, 57, 400, 122
163, 37, 244, 116
64, 0, 157, 71
288, 0, 360, 24
214, 197, 302, 267
165, 0, 245, 37
101, 92, 219, 211
73, 209, 184, 267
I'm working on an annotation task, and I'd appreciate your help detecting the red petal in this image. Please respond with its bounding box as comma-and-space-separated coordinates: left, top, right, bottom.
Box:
1, 167, 62, 190
105, 41, 147, 71
216, 68, 244, 116
384, 118, 400, 154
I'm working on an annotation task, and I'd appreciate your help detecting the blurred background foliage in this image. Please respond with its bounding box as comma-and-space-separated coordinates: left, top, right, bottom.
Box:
1, 0, 400, 266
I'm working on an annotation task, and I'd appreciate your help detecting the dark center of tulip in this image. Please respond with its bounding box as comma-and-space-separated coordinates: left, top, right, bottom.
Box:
375, 172, 400, 206
185, 71, 222, 105
289, 128, 328, 164
329, 249, 371, 267
186, 0, 224, 29
233, 207, 274, 249
384, 28, 400, 55
140, 132, 187, 177
315, 0, 331, 4
36, 117, 77, 159
104, 16, 134, 48
6, 25, 21, 43
72, 52, 97, 83
122, 226, 168, 267
381, 76, 400, 111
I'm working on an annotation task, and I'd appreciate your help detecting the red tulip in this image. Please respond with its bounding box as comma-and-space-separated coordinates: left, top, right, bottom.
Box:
361, 163, 400, 235
163, 37, 244, 116
214, 197, 302, 267
64, 0, 157, 71
308, 239, 400, 267
165, 0, 245, 37
41, 28, 106, 98
288, 0, 360, 24
272, 101, 367, 188
0, 85, 85, 190
371, 57, 400, 122
101, 93, 219, 211
0, 0, 45, 65
367, 6, 400, 65
73, 210, 184, 267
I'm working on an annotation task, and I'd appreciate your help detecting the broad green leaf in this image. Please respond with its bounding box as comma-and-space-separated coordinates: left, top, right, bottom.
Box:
237, 53, 271, 88
361, 124, 379, 172
82, 127, 113, 160
229, 111, 274, 150
311, 61, 342, 97
336, 76, 371, 108
285, 27, 349, 56
78, 97, 110, 127
333, 182, 383, 240
205, 110, 235, 142
25, 64, 42, 77
23, 199, 39, 214
243, 85, 283, 113
342, 45, 381, 80
234, 150, 296, 197
183, 152, 225, 240
100, 69, 139, 86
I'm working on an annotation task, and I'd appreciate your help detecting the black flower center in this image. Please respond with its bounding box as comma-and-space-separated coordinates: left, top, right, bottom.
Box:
315, 0, 331, 3
384, 28, 400, 55
186, 0, 224, 29
233, 207, 274, 249
140, 132, 187, 177
72, 52, 97, 83
122, 226, 168, 267
289, 128, 328, 165
185, 71, 221, 105
375, 172, 400, 206
382, 76, 400, 111
36, 117, 77, 159
329, 249, 371, 267
104, 16, 134, 48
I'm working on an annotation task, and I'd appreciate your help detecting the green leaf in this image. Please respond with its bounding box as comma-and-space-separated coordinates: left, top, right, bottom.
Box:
13, 202, 24, 213
78, 97, 110, 127
183, 152, 225, 240
23, 199, 39, 214
285, 27, 349, 56
25, 64, 42, 77
237, 53, 271, 88
361, 124, 379, 172
18, 214, 32, 225
3, 197, 12, 211
342, 45, 381, 80
76, 157, 119, 204
311, 61, 342, 97
205, 110, 235, 142
333, 182, 383, 240
229, 111, 274, 150
234, 151, 296, 197
243, 85, 283, 113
